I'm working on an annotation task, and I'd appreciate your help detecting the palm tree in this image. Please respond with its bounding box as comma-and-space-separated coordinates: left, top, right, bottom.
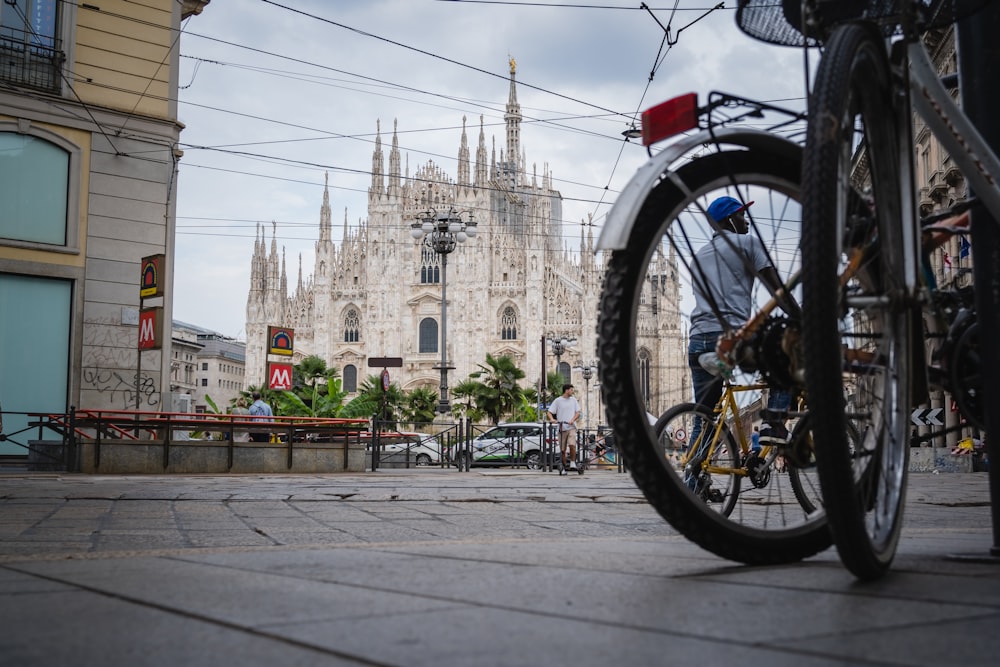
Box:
468, 353, 527, 424
404, 386, 438, 426
292, 355, 340, 406
543, 370, 566, 405
341, 375, 404, 424
451, 379, 488, 423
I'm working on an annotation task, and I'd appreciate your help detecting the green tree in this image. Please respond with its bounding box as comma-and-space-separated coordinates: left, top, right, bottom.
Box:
341, 374, 404, 424
468, 353, 527, 424
278, 377, 349, 418
404, 386, 438, 425
451, 379, 487, 422
543, 370, 566, 405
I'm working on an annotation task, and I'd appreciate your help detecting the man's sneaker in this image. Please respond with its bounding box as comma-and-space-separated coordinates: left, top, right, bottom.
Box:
758, 422, 789, 445
568, 461, 577, 470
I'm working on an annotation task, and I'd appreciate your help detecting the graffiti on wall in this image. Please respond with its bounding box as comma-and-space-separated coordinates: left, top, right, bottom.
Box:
82, 368, 160, 409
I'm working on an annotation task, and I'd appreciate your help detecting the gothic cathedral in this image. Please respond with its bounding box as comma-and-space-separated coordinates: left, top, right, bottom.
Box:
244, 61, 687, 423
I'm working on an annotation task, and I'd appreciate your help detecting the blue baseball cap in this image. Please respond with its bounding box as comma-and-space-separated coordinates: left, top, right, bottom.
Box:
707, 196, 753, 223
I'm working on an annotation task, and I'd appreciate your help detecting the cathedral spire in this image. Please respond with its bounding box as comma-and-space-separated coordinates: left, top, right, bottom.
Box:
389, 118, 401, 198
458, 115, 471, 187
475, 114, 487, 187
319, 171, 332, 243
505, 57, 522, 184
370, 119, 384, 199
297, 253, 303, 294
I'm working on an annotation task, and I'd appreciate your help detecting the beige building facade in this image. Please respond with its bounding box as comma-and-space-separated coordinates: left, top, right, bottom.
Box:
0, 1, 209, 455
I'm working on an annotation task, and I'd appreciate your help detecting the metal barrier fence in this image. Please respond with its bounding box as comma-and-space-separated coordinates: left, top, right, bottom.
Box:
0, 408, 624, 474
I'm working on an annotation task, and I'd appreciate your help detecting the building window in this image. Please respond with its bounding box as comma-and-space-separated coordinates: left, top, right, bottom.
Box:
419, 318, 438, 353
201, 362, 208, 371
0, 0, 62, 92
0, 132, 71, 246
344, 308, 360, 342
0, 273, 70, 457
343, 364, 357, 393
201, 378, 208, 387
420, 247, 440, 284
501, 306, 517, 340
558, 361, 571, 384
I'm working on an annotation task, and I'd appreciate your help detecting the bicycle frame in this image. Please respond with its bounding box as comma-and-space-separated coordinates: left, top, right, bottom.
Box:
681, 381, 770, 477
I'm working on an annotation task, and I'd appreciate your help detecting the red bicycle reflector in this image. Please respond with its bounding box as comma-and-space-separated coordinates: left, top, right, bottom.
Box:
641, 93, 698, 146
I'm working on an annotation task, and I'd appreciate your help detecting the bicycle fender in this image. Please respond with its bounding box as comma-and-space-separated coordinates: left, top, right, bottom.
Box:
596, 128, 802, 251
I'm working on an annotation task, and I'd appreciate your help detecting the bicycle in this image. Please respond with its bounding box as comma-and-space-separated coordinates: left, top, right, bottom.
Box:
736, 0, 995, 579
596, 92, 837, 564
658, 378, 824, 510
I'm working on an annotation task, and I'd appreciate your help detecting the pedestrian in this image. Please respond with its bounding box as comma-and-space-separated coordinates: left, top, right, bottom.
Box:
231, 397, 251, 442
248, 391, 273, 442
750, 425, 761, 455
548, 383, 581, 470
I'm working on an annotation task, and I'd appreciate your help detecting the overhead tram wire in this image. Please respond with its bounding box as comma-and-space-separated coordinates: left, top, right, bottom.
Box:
52, 0, 645, 231
47, 2, 651, 208
257, 0, 631, 122
587, 2, 724, 223
177, 55, 630, 144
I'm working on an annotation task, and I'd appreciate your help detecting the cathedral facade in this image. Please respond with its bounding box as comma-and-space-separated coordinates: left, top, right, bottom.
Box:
244, 62, 687, 425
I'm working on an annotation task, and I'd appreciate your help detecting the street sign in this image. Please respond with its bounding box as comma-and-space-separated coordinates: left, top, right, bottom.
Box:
268, 362, 293, 390
381, 368, 390, 392
139, 254, 165, 298
911, 408, 944, 427
267, 326, 294, 356
368, 357, 403, 368
138, 307, 163, 350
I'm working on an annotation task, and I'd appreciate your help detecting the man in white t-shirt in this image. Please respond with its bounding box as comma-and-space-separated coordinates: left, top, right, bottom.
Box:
548, 384, 581, 470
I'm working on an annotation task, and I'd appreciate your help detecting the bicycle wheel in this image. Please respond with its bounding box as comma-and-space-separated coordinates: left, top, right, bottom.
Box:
655, 403, 740, 516
801, 23, 914, 580
598, 147, 832, 565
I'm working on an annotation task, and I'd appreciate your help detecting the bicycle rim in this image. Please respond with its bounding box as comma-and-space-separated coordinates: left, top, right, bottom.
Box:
801, 23, 912, 580
598, 149, 831, 565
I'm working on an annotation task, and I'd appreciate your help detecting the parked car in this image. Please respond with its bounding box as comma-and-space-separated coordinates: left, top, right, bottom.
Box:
450, 422, 556, 469
365, 432, 442, 466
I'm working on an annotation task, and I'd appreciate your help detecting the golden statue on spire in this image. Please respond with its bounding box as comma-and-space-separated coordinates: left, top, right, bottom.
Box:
509, 56, 516, 74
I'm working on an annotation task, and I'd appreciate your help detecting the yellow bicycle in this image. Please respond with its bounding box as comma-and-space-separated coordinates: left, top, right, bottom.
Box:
658, 382, 820, 519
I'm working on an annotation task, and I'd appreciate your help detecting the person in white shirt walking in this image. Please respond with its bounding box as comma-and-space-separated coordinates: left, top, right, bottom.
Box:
548, 384, 581, 470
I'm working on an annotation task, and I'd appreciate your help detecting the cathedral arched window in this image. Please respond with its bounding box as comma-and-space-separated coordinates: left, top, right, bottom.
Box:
637, 349, 652, 409
344, 308, 360, 342
419, 318, 438, 353
343, 364, 358, 393
558, 361, 571, 384
420, 247, 440, 284
500, 306, 517, 340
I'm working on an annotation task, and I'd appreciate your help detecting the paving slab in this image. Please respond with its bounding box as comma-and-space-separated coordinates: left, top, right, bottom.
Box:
0, 470, 998, 666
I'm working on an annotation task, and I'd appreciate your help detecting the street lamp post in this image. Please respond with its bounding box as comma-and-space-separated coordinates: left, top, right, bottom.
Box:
546, 335, 577, 385
573, 362, 597, 430
411, 206, 477, 415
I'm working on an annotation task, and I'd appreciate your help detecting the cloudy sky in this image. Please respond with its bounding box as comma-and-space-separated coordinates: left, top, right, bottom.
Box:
172, 0, 807, 339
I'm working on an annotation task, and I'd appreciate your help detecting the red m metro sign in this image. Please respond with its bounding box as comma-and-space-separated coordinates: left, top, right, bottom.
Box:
268, 362, 293, 391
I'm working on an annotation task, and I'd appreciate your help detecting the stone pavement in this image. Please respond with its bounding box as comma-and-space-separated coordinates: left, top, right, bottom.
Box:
0, 468, 998, 666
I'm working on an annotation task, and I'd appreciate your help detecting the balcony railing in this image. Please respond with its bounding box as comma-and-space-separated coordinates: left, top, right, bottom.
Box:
0, 27, 63, 93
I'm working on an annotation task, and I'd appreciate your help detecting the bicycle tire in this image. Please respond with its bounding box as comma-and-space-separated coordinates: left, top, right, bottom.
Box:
801, 22, 913, 580
598, 148, 832, 565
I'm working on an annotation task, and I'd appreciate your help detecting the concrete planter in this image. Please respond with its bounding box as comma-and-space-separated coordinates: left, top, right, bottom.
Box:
78, 439, 366, 474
